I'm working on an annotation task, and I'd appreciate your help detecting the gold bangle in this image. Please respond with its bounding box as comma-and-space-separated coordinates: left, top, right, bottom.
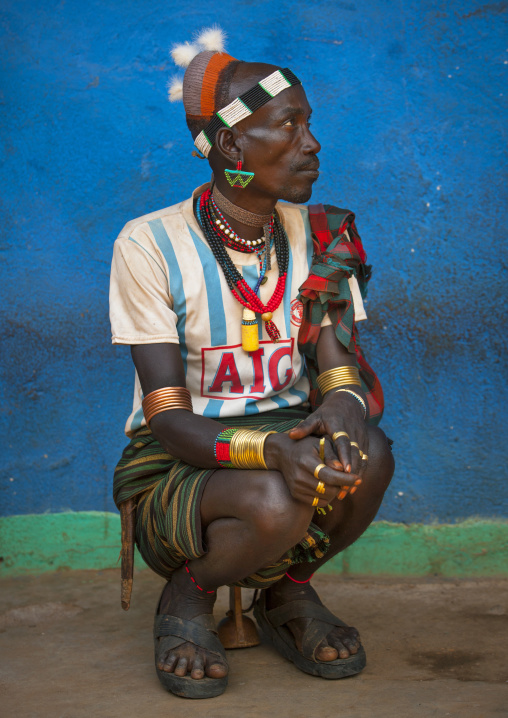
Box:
229, 430, 277, 470
313, 463, 326, 480
362, 454, 368, 461
317, 366, 361, 396
316, 480, 326, 494
332, 431, 350, 442
142, 387, 193, 429
312, 497, 319, 507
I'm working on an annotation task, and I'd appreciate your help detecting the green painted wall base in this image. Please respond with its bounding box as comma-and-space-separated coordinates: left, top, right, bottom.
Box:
1, 512, 506, 578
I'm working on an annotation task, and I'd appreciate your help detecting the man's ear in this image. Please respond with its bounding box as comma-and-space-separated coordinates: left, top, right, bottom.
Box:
214, 127, 243, 166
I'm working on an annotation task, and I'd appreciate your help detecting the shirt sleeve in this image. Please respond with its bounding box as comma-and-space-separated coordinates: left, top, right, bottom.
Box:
109, 233, 180, 345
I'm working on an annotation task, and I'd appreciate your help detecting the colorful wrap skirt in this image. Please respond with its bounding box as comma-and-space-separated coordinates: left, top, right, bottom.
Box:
113, 406, 330, 589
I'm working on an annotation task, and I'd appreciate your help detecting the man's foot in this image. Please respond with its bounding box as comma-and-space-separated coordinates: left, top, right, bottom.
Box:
265, 576, 361, 661
156, 566, 228, 680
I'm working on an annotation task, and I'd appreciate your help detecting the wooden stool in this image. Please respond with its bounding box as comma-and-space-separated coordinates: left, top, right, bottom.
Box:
217, 587, 260, 649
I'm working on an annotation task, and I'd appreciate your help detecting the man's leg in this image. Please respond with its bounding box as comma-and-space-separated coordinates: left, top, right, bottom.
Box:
157, 467, 316, 679
157, 425, 394, 679
265, 425, 395, 660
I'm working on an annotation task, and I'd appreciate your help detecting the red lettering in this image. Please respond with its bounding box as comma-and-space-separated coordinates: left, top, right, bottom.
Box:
208, 352, 244, 394
249, 348, 266, 394
268, 346, 293, 392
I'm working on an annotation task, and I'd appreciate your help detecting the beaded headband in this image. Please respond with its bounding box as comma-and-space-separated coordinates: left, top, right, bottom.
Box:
194, 67, 301, 158
168, 27, 301, 158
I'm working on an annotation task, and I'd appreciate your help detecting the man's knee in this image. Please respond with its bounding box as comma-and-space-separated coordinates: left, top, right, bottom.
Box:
365, 426, 395, 492
242, 470, 312, 547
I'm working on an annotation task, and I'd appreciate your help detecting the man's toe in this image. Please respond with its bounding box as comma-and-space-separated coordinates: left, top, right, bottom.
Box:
314, 640, 339, 662
327, 635, 351, 659
158, 651, 177, 673
342, 635, 359, 654
190, 655, 205, 680
174, 656, 189, 677
206, 660, 228, 678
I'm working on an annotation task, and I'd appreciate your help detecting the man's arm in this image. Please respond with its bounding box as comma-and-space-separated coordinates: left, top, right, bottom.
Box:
131, 342, 360, 507
131, 343, 226, 468
287, 325, 369, 477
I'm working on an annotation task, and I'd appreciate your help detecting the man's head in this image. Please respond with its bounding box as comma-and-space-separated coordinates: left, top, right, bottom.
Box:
211, 62, 321, 205
171, 37, 320, 206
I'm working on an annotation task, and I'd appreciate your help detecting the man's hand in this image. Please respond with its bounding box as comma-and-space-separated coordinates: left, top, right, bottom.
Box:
263, 432, 361, 508
287, 390, 369, 478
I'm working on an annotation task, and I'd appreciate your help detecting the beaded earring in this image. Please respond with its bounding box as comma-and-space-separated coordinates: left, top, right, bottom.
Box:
224, 160, 255, 188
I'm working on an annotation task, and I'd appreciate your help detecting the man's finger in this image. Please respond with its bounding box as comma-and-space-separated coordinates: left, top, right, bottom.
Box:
288, 417, 321, 440
349, 441, 363, 475
311, 464, 359, 488
324, 437, 343, 470
334, 436, 352, 473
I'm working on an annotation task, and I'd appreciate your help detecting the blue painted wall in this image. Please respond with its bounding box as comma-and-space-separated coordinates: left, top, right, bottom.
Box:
1, 0, 507, 522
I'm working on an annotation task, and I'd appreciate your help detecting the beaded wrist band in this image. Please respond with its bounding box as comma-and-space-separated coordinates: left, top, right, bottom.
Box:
142, 387, 193, 430
214, 427, 238, 468
336, 388, 367, 419
214, 428, 276, 469
317, 366, 361, 396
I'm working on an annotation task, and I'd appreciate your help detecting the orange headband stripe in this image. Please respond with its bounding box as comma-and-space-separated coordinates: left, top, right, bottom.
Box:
200, 52, 237, 118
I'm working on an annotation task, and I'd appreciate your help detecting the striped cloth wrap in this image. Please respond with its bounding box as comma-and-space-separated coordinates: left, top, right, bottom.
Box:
298, 204, 384, 424
113, 407, 330, 589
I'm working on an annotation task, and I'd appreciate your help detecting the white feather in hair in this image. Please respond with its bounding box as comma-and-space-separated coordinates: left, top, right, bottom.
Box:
195, 26, 226, 52
167, 77, 184, 102
171, 41, 200, 68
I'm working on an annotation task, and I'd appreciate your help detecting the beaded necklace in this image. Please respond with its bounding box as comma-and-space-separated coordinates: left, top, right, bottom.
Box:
209, 197, 267, 253
198, 187, 289, 351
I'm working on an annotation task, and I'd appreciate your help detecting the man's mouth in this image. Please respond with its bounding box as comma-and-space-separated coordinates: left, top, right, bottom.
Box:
299, 167, 320, 178
297, 161, 320, 176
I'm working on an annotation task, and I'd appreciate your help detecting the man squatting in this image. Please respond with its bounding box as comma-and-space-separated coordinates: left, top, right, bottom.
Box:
109, 27, 395, 700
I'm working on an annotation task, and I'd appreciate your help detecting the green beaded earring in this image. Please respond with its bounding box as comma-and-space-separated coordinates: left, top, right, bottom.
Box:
224, 160, 254, 188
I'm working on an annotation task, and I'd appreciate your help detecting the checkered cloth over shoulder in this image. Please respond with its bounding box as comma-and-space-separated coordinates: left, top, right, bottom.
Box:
297, 204, 384, 424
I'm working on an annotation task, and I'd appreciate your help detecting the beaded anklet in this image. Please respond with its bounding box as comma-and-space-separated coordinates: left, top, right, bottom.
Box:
184, 560, 216, 594
285, 571, 314, 584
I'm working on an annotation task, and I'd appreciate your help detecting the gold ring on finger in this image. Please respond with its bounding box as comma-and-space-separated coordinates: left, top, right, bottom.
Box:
350, 441, 362, 456
313, 463, 326, 480
316, 480, 326, 494
312, 497, 319, 507
332, 431, 349, 442
319, 436, 325, 462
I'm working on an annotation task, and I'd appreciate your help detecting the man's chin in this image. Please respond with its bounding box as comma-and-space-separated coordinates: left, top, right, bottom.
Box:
277, 181, 316, 205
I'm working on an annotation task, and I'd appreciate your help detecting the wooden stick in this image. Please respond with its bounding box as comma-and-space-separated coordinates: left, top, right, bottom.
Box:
231, 586, 246, 644
119, 498, 136, 611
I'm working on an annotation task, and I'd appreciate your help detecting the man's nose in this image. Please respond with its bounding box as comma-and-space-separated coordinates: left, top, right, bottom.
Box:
303, 127, 321, 155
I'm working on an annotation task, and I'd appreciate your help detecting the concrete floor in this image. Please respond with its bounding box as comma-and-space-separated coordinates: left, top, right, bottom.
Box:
0, 570, 507, 718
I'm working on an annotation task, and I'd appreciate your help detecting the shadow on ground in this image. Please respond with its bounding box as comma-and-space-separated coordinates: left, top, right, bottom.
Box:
0, 570, 507, 717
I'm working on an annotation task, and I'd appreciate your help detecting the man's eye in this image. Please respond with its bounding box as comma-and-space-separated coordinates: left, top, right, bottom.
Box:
283, 119, 295, 126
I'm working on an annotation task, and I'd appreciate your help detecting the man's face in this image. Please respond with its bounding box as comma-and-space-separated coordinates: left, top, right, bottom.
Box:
232, 84, 321, 205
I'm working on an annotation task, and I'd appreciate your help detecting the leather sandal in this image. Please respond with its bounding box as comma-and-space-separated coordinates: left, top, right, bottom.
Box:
154, 612, 228, 699
253, 592, 366, 679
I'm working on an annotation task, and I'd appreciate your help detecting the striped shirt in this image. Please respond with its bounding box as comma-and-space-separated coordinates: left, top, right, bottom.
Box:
110, 184, 366, 436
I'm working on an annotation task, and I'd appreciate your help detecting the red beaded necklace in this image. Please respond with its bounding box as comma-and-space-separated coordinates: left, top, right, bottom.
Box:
198, 188, 289, 347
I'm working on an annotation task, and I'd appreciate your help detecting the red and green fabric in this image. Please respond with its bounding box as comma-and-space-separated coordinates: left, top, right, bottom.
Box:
298, 204, 384, 424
